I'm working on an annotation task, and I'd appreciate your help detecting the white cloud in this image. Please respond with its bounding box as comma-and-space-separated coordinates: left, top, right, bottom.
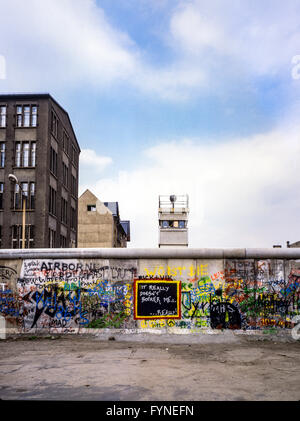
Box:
169, 0, 300, 76
0, 0, 138, 90
1, 0, 300, 100
80, 149, 112, 171
79, 126, 300, 248
170, 3, 224, 54
79, 149, 113, 188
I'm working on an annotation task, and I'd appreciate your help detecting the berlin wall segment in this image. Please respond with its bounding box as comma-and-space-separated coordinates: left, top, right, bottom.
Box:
0, 254, 299, 335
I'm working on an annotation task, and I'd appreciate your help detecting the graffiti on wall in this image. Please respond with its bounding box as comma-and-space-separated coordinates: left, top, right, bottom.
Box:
224, 260, 300, 328
0, 258, 299, 333
143, 264, 209, 278
140, 261, 300, 330
13, 259, 137, 332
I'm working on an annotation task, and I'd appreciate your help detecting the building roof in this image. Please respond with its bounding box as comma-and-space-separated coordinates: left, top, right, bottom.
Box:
79, 191, 130, 241
104, 202, 119, 217
0, 92, 80, 152
120, 220, 131, 241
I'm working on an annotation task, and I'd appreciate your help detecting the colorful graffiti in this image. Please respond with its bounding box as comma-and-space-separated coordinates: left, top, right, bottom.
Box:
0, 258, 299, 333
15, 279, 135, 331
8, 259, 137, 332
140, 260, 300, 330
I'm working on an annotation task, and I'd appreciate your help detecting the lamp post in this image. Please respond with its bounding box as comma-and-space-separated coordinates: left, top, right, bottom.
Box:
8, 174, 26, 249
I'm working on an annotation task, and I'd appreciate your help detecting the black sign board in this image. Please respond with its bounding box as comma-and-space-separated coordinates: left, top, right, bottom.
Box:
134, 279, 181, 319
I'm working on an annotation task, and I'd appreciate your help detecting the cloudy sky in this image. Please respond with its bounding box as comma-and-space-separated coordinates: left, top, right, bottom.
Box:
1, 0, 300, 248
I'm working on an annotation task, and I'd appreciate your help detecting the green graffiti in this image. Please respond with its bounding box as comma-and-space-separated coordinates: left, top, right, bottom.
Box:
87, 312, 127, 329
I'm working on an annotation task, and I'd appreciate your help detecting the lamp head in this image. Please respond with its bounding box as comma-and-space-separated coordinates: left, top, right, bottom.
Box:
8, 174, 18, 184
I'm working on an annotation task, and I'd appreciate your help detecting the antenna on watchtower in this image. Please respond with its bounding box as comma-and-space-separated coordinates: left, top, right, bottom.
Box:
170, 195, 177, 208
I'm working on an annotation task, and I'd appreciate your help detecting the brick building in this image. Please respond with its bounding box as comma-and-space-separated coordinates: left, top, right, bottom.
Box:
0, 93, 80, 248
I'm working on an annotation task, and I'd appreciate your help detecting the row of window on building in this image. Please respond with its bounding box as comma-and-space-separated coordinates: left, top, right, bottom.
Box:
0, 105, 38, 128
50, 146, 77, 194
49, 186, 76, 229
0, 183, 76, 229
0, 105, 78, 169
0, 141, 77, 195
48, 228, 69, 248
0, 141, 36, 168
0, 182, 35, 210
51, 110, 78, 167
0, 225, 71, 249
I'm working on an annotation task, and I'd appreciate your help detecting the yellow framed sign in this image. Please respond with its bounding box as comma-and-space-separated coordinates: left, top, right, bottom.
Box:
133, 279, 181, 319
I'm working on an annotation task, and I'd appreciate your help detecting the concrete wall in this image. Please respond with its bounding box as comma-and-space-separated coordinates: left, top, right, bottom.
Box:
159, 229, 188, 246
0, 248, 299, 335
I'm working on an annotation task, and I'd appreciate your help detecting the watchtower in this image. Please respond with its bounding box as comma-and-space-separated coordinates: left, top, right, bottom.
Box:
158, 194, 189, 248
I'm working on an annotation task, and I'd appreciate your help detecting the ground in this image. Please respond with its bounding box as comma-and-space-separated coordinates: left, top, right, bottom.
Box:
0, 332, 300, 401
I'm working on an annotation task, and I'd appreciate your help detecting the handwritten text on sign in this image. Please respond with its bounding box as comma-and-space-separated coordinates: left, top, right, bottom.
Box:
134, 279, 181, 319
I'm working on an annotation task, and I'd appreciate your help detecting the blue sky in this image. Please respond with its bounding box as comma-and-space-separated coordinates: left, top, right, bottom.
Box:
1, 0, 300, 247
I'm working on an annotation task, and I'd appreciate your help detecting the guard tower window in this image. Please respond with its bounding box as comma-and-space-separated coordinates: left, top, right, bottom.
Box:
161, 221, 186, 228
87, 205, 96, 212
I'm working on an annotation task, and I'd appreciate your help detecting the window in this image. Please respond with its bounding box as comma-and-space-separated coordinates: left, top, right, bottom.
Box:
21, 182, 28, 208
71, 206, 76, 229
24, 106, 30, 127
16, 105, 37, 127
71, 174, 77, 196
0, 143, 5, 167
87, 205, 96, 212
50, 147, 57, 175
49, 186, 57, 216
0, 183, 3, 210
62, 162, 69, 187
0, 106, 6, 127
63, 130, 69, 154
72, 144, 77, 167
14, 184, 20, 210
31, 106, 37, 127
30, 183, 35, 210
31, 142, 36, 167
51, 111, 58, 137
15, 142, 21, 167
14, 182, 35, 210
61, 198, 68, 224
49, 228, 56, 248
60, 234, 67, 248
15, 142, 36, 167
161, 220, 186, 229
11, 225, 34, 248
23, 142, 29, 166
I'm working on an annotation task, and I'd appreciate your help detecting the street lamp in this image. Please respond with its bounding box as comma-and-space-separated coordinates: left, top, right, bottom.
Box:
8, 174, 26, 249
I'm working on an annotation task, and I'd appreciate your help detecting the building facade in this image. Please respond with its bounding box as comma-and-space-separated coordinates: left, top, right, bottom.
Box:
0, 93, 80, 248
78, 189, 130, 248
